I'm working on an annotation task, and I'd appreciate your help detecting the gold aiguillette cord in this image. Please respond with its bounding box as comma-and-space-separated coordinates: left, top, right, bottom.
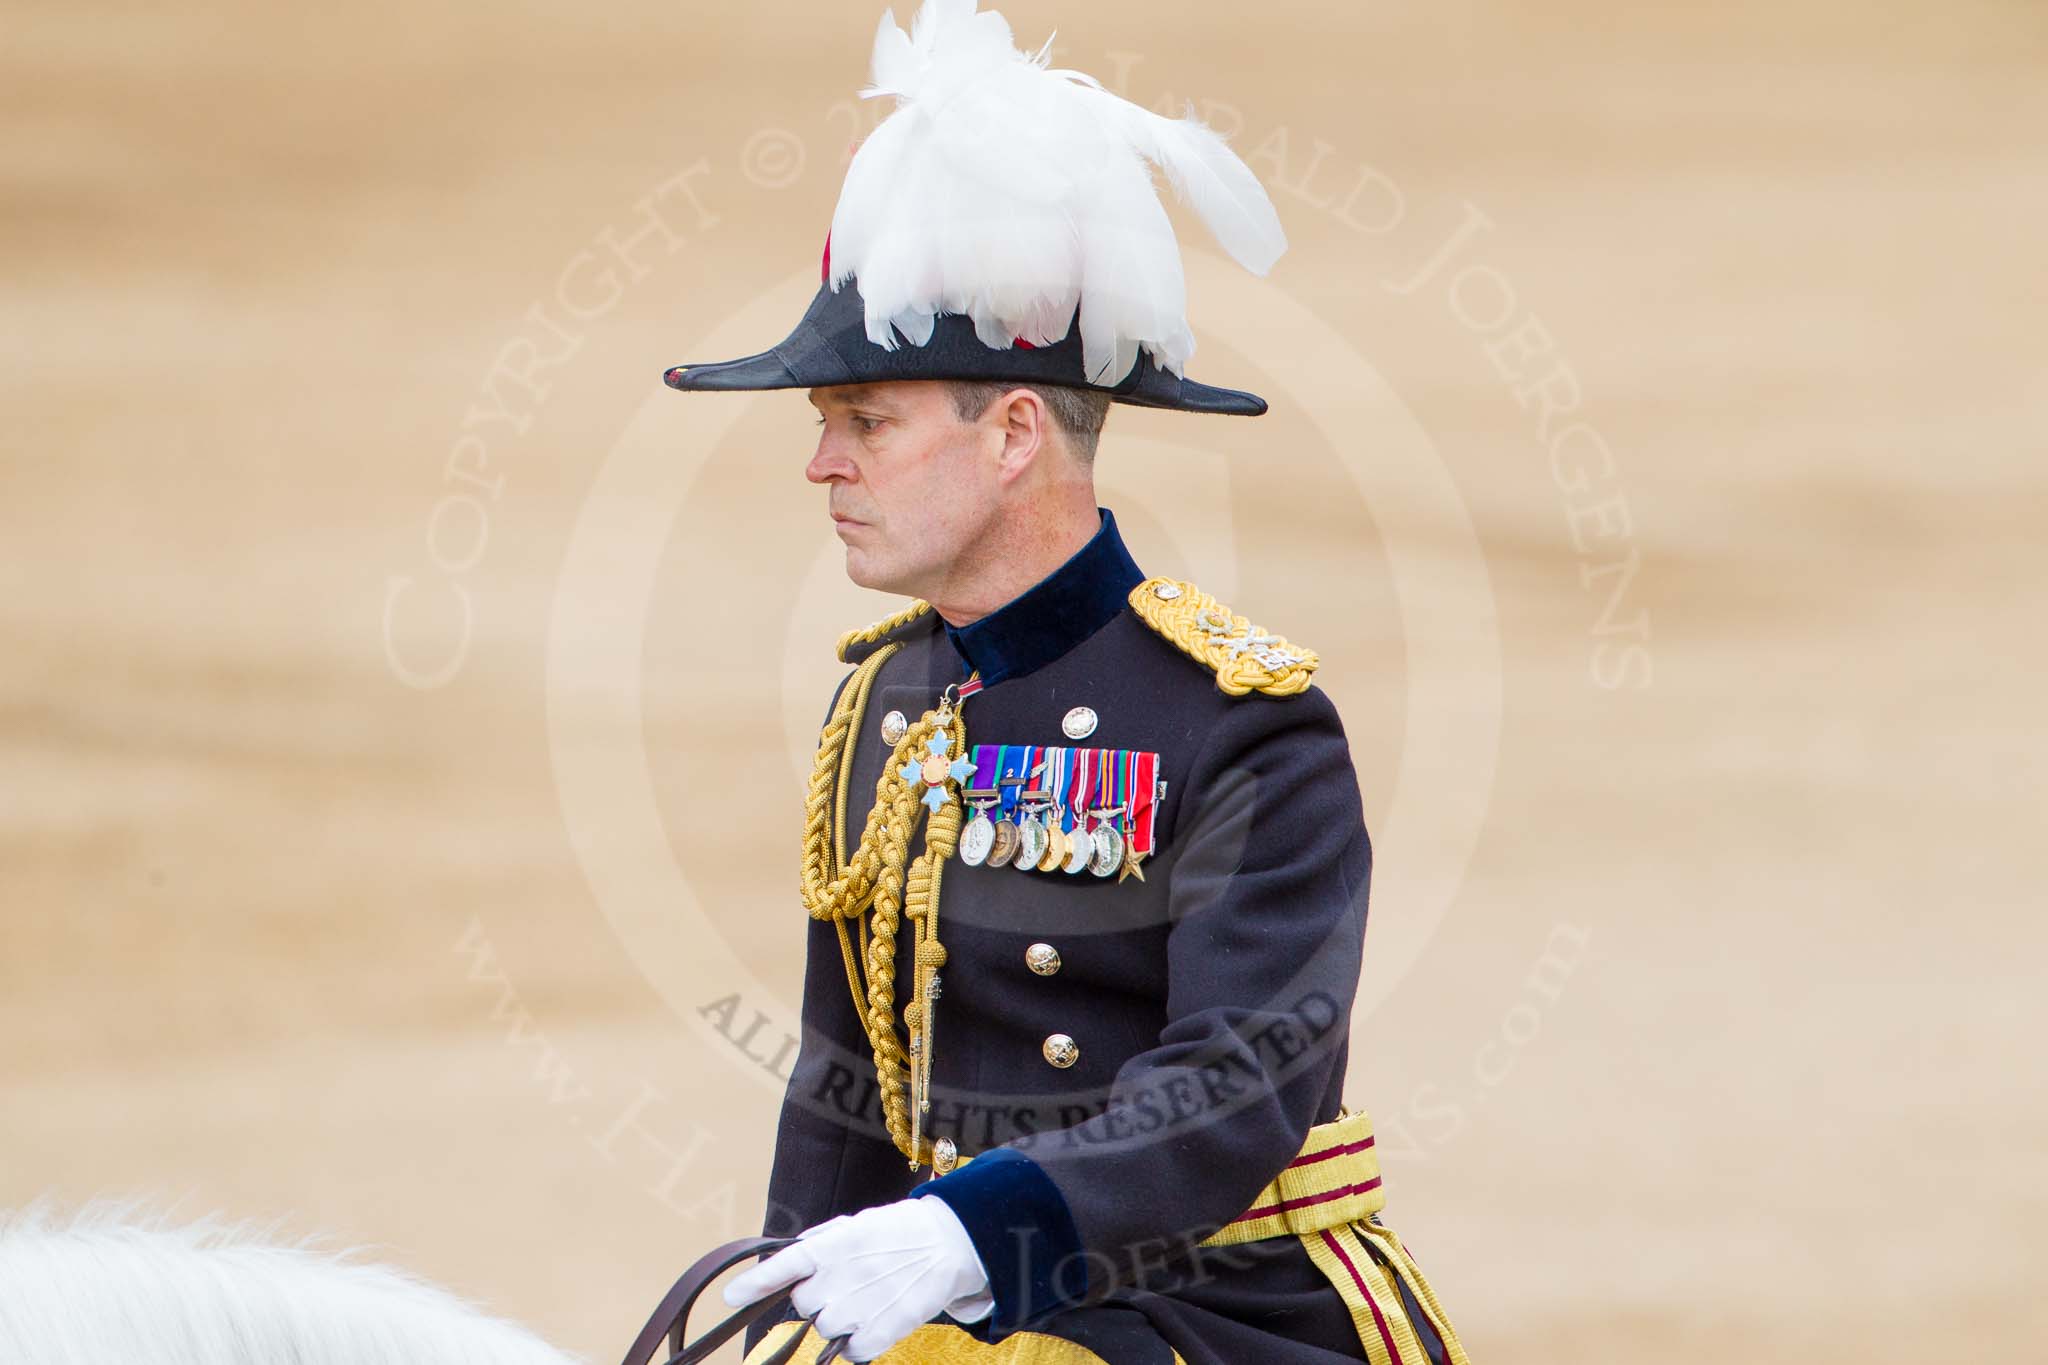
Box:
800, 656, 975, 1170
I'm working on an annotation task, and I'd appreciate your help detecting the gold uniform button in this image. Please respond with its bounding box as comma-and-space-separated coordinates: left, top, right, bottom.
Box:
1025, 942, 1061, 976
932, 1136, 959, 1174
1042, 1033, 1079, 1068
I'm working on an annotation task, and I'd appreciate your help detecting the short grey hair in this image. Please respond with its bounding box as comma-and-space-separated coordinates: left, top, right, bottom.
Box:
946, 381, 1113, 465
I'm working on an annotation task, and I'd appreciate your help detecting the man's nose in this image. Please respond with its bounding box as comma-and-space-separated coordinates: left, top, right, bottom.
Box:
806, 434, 857, 485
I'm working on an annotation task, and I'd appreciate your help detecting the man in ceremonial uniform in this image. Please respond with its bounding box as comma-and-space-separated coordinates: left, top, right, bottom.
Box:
661, 4, 1475, 1362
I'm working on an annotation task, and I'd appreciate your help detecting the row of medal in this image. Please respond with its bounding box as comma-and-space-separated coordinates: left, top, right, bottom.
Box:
957, 744, 1161, 878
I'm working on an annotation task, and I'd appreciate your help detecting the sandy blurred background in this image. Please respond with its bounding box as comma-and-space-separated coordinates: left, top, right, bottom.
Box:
5, 0, 2044, 1359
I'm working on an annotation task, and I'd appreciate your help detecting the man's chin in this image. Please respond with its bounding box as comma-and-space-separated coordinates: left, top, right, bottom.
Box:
840, 549, 887, 592
842, 550, 916, 599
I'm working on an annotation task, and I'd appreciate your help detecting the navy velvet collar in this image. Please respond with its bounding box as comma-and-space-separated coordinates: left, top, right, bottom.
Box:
942, 508, 1144, 686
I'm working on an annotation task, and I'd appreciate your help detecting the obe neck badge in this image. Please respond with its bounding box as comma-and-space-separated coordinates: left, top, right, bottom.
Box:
899, 731, 975, 813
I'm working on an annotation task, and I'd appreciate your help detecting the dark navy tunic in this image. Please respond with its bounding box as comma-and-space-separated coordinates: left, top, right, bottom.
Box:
749, 509, 1377, 1365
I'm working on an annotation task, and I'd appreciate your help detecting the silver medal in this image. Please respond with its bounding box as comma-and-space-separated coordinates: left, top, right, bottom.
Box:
1088, 821, 1124, 877
1015, 814, 1048, 871
1061, 823, 1093, 873
960, 809, 995, 866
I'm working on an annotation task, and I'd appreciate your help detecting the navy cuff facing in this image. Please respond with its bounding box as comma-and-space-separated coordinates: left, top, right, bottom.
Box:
910, 1148, 1088, 1334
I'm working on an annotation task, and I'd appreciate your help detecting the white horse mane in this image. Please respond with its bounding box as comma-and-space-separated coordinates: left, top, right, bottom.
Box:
0, 1203, 585, 1365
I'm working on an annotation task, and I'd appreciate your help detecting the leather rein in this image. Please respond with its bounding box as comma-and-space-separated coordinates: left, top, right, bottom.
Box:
617, 1236, 851, 1365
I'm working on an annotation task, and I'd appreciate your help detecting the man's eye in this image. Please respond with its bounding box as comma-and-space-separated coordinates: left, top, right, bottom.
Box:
854, 416, 883, 434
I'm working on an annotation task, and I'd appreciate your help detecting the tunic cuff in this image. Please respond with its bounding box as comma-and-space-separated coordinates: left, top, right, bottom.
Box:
910, 1148, 1089, 1333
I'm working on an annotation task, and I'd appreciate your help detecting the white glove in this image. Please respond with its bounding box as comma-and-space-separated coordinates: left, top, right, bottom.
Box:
723, 1197, 994, 1361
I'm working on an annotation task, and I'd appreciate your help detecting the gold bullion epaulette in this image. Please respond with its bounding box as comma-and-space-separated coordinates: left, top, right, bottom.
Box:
1128, 577, 1320, 697
835, 600, 936, 662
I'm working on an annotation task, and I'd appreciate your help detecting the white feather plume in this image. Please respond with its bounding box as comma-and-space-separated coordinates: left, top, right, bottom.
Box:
827, 0, 1287, 386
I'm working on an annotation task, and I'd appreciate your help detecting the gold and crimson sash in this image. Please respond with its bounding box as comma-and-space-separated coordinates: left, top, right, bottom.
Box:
1199, 1112, 1472, 1365
746, 1112, 1472, 1365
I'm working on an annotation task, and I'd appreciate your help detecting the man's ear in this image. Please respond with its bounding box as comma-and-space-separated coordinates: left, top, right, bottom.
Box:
991, 388, 1050, 486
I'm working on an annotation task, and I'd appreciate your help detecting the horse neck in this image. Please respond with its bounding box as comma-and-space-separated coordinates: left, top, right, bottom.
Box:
0, 1209, 582, 1365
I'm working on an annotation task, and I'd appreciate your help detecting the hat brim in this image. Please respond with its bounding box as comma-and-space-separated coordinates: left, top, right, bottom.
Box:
662, 281, 1268, 416
663, 350, 801, 393
664, 350, 1267, 417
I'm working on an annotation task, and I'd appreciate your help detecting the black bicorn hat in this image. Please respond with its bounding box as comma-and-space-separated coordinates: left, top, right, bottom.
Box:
663, 0, 1287, 418
663, 263, 1271, 417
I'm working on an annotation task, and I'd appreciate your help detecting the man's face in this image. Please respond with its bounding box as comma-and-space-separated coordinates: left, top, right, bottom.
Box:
804, 380, 1002, 598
